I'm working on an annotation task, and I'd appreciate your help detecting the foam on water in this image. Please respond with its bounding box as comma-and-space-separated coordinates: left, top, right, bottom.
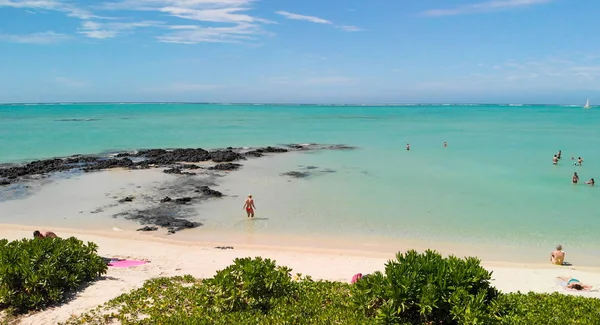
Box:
1, 103, 599, 256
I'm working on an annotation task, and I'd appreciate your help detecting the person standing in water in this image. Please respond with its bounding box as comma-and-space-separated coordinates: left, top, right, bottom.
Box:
557, 150, 562, 160
406, 143, 410, 151
553, 155, 558, 165
576, 157, 583, 166
572, 172, 579, 184
443, 141, 447, 148
243, 194, 256, 218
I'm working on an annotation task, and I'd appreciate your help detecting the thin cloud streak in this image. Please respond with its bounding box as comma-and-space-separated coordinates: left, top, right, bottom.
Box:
0, 31, 70, 44
422, 0, 553, 17
275, 10, 332, 24
276, 10, 363, 32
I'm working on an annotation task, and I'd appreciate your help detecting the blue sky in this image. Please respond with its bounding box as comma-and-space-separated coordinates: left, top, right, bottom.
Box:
0, 0, 598, 104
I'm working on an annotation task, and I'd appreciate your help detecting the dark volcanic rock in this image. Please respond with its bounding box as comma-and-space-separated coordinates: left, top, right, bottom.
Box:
141, 148, 211, 164
0, 179, 10, 186
160, 196, 172, 203
180, 164, 201, 170
0, 158, 71, 179
327, 144, 356, 150
264, 146, 288, 153
83, 158, 134, 171
118, 196, 134, 203
209, 163, 242, 171
195, 185, 223, 197
210, 150, 245, 163
245, 146, 288, 158
130, 213, 200, 234
136, 226, 158, 231
281, 171, 311, 178
163, 167, 195, 175
174, 197, 192, 204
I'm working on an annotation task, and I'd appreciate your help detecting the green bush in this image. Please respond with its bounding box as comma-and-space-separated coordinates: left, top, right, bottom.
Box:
351, 249, 499, 325
203, 256, 298, 313
492, 292, 600, 325
0, 237, 107, 313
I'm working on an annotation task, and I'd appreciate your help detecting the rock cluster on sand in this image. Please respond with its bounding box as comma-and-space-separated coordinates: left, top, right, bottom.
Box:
0, 144, 357, 231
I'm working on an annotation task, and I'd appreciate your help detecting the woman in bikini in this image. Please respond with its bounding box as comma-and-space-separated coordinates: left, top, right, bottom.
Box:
243, 194, 256, 218
557, 277, 593, 291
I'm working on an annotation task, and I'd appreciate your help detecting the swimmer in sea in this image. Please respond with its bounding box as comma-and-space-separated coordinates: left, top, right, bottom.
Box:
557, 150, 562, 160
406, 143, 410, 151
443, 141, 447, 148
243, 194, 256, 218
586, 178, 595, 186
573, 172, 579, 184
577, 157, 583, 166
553, 155, 558, 165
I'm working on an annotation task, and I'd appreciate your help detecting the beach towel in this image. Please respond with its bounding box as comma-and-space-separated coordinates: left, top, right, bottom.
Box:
108, 260, 147, 268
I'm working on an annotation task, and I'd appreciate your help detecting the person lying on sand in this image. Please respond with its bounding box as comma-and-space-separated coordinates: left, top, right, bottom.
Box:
551, 244, 565, 265
33, 230, 57, 239
557, 277, 593, 291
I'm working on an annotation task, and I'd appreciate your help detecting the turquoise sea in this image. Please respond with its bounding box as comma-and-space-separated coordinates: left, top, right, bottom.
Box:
1, 103, 599, 257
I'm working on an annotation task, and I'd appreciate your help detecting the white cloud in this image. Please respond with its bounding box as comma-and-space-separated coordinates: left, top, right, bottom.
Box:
337, 25, 363, 32
79, 20, 163, 39
2, 0, 271, 44
275, 10, 362, 32
275, 11, 332, 24
157, 22, 260, 43
0, 0, 100, 19
422, 0, 553, 17
0, 31, 70, 44
103, 0, 271, 43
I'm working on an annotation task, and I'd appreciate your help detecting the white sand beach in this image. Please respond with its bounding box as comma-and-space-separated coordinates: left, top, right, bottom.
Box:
2, 225, 600, 325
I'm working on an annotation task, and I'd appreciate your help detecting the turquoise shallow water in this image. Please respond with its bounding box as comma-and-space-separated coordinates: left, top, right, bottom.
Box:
1, 103, 599, 252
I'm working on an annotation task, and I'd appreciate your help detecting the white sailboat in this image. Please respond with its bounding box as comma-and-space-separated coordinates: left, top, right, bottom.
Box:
584, 98, 591, 109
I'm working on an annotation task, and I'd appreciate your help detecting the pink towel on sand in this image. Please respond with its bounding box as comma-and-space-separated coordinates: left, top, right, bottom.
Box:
108, 260, 147, 268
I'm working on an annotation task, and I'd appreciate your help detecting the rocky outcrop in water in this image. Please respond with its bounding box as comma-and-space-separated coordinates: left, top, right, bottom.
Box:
281, 171, 311, 178
0, 144, 355, 182
83, 158, 134, 172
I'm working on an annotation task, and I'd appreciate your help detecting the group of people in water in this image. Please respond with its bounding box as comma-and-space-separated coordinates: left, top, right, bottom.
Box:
552, 150, 594, 185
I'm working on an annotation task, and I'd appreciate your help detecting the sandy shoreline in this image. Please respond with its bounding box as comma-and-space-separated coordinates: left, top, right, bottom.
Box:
2, 224, 600, 324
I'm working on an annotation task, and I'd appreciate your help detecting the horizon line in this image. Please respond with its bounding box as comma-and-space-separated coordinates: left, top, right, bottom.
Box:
0, 101, 590, 106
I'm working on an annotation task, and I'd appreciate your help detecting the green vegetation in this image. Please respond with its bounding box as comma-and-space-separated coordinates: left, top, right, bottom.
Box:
351, 249, 500, 324
2, 242, 599, 324
0, 237, 107, 314
61, 251, 600, 325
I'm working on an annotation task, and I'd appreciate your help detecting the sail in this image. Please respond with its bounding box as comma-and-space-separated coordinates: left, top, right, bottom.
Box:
584, 99, 590, 109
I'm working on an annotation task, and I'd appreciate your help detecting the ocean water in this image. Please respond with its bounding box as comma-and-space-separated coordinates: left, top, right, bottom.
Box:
1, 103, 599, 254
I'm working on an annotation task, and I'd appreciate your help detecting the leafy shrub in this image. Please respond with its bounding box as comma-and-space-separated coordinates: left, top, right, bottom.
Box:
0, 237, 107, 313
491, 292, 600, 325
202, 256, 297, 313
351, 249, 499, 325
